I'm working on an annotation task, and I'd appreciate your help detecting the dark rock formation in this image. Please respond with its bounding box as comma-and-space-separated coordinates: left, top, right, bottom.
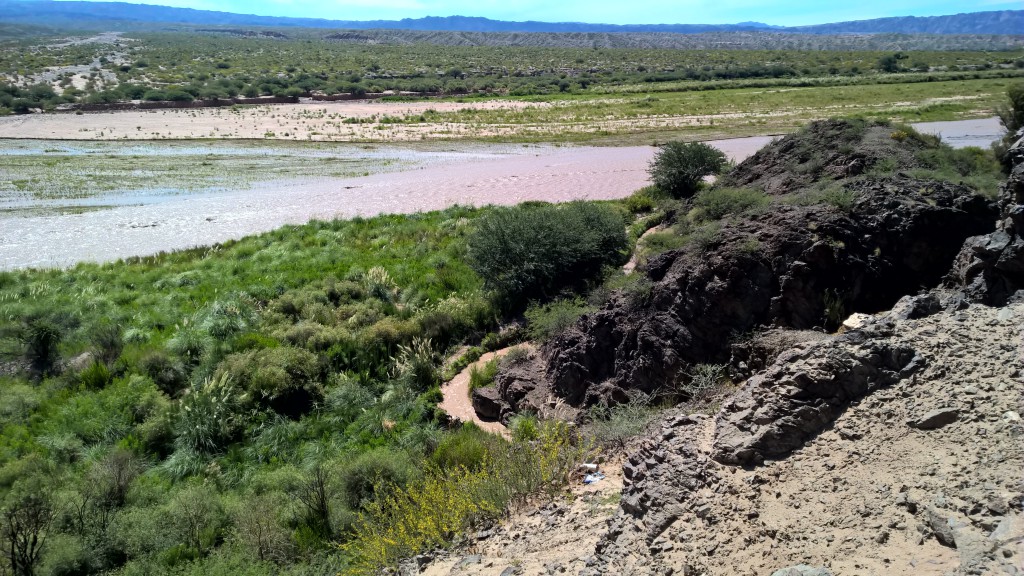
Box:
536, 180, 992, 408
712, 332, 919, 465
719, 119, 941, 195
945, 129, 1024, 306
728, 328, 829, 381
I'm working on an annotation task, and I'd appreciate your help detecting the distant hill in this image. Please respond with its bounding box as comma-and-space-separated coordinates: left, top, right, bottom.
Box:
795, 11, 1024, 35
0, 1, 1021, 36
310, 30, 1023, 52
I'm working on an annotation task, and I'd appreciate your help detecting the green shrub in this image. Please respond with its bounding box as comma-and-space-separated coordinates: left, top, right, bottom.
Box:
679, 363, 728, 401
639, 230, 687, 257
688, 221, 722, 253
508, 414, 539, 442
649, 141, 727, 198
323, 376, 375, 426
467, 202, 627, 305
622, 186, 661, 213
139, 350, 187, 396
344, 421, 587, 574
692, 187, 769, 221
6, 317, 64, 377
995, 81, 1024, 136
219, 346, 321, 415
363, 267, 397, 303
431, 423, 499, 471
391, 337, 439, 392
467, 359, 498, 392
90, 323, 124, 367
167, 326, 210, 366
173, 373, 247, 454
818, 187, 858, 212
79, 360, 113, 390
524, 298, 594, 342
340, 448, 418, 511
585, 399, 660, 448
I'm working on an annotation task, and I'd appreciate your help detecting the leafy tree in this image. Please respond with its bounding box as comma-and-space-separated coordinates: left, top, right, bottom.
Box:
648, 141, 727, 198
994, 82, 1024, 170
996, 82, 1024, 136
876, 51, 909, 72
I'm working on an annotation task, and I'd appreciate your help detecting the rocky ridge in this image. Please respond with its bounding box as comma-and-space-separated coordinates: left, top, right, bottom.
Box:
585, 127, 1024, 575
480, 121, 998, 418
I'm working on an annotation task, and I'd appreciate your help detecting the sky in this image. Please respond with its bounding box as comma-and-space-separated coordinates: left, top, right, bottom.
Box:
73, 0, 1021, 26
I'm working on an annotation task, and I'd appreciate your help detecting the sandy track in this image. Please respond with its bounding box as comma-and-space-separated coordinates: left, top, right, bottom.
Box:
439, 345, 536, 437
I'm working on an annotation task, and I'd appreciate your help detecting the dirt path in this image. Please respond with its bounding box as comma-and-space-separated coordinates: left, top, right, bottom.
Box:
623, 224, 666, 275
439, 345, 534, 436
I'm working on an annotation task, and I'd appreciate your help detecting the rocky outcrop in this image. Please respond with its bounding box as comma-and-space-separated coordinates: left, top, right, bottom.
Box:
712, 333, 919, 465
945, 128, 1024, 306
727, 328, 828, 381
533, 179, 994, 409
592, 303, 1024, 575
719, 119, 943, 195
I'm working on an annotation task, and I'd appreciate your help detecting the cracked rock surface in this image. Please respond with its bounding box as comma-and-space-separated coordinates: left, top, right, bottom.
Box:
592, 303, 1023, 575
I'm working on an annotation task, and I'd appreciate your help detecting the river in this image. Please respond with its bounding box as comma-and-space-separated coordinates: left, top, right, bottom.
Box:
0, 117, 1006, 270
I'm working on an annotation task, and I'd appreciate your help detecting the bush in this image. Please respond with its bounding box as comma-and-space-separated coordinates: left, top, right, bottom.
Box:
995, 82, 1024, 170
467, 202, 627, 305
139, 350, 187, 396
524, 298, 594, 342
649, 141, 727, 198
5, 317, 64, 377
467, 359, 498, 392
90, 323, 124, 367
344, 421, 587, 574
339, 449, 418, 511
679, 363, 728, 401
997, 82, 1024, 135
622, 186, 663, 213
585, 399, 660, 448
431, 423, 499, 471
219, 346, 321, 416
508, 414, 539, 442
79, 360, 112, 390
173, 373, 246, 454
692, 187, 769, 221
391, 337, 439, 392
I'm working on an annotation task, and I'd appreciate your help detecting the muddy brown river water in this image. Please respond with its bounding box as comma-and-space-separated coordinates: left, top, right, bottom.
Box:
0, 118, 1005, 270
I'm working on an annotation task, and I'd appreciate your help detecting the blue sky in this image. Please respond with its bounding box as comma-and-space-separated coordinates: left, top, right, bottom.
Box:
89, 0, 1020, 26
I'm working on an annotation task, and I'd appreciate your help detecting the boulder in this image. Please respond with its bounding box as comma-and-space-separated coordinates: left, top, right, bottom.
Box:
471, 386, 506, 422
908, 408, 959, 430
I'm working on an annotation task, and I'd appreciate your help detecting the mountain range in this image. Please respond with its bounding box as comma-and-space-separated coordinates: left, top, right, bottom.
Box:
0, 1, 1022, 36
